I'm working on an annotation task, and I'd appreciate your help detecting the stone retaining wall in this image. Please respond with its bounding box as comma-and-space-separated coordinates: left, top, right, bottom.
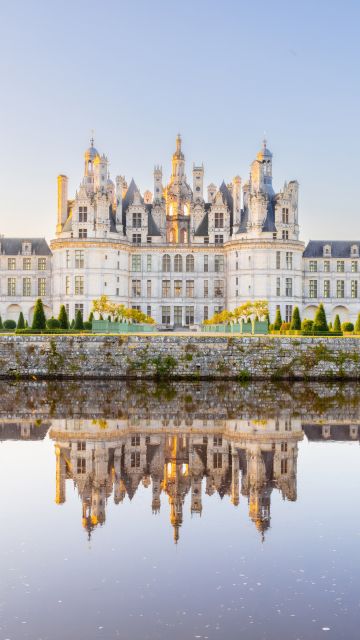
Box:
0, 334, 360, 379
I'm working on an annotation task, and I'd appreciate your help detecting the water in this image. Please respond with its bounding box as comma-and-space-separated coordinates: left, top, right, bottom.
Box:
0, 380, 359, 640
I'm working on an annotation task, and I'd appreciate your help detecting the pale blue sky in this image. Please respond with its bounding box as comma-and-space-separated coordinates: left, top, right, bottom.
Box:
0, 0, 359, 242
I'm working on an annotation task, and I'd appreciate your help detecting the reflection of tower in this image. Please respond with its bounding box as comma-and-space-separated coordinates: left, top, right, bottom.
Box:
231, 447, 239, 506
152, 476, 161, 513
163, 435, 190, 543
55, 445, 66, 504
191, 476, 202, 515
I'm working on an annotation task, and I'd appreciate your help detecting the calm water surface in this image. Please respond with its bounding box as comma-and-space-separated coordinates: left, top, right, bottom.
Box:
0, 381, 359, 640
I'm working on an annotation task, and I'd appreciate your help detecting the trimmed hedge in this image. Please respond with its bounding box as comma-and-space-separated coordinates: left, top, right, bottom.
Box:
15, 329, 92, 335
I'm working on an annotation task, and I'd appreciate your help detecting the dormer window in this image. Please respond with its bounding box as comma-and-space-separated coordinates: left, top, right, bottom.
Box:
22, 242, 32, 255
79, 206, 87, 223
351, 244, 359, 257
132, 212, 142, 228
323, 244, 331, 257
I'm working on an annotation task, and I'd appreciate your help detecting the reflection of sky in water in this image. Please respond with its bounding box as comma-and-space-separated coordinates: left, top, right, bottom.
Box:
0, 382, 359, 639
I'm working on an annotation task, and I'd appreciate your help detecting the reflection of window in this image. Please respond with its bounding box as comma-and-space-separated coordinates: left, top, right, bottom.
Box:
131, 435, 140, 446
131, 452, 140, 468
213, 436, 222, 446
213, 452, 222, 469
77, 441, 86, 451
281, 442, 288, 452
77, 458, 86, 474
281, 459, 288, 474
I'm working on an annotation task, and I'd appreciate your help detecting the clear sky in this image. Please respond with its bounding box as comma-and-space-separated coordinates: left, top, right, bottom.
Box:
0, 0, 359, 243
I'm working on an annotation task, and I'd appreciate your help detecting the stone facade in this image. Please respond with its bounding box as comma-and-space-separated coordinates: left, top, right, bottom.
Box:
0, 136, 359, 325
0, 334, 360, 379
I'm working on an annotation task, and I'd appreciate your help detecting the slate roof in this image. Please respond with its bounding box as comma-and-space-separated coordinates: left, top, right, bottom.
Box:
302, 424, 360, 442
194, 211, 209, 236
303, 241, 360, 258
146, 205, 162, 236
238, 206, 249, 233
0, 238, 52, 255
262, 198, 277, 232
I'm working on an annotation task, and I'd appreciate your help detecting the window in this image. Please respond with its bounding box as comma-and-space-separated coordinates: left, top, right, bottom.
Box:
23, 277, 31, 296
185, 306, 194, 325
8, 258, 16, 270
38, 278, 46, 296
162, 254, 171, 272
204, 255, 208, 272
324, 280, 330, 298
132, 233, 141, 244
77, 441, 86, 451
131, 255, 141, 271
186, 254, 194, 272
77, 458, 86, 474
147, 280, 152, 297
282, 207, 289, 224
351, 280, 358, 298
336, 280, 345, 298
174, 306, 182, 325
281, 459, 288, 474
285, 278, 293, 296
215, 211, 224, 228
66, 250, 70, 268
285, 252, 293, 269
213, 452, 222, 469
162, 280, 171, 297
337, 260, 345, 273
174, 254, 183, 272
74, 276, 83, 296
147, 255, 152, 271
215, 234, 223, 245
132, 212, 142, 227
309, 260, 317, 272
204, 306, 208, 321
214, 279, 224, 297
285, 305, 292, 323
215, 255, 224, 272
132, 279, 141, 297
276, 251, 281, 269
132, 305, 141, 311
131, 435, 140, 446
282, 230, 289, 240
309, 279, 318, 298
276, 277, 281, 296
75, 303, 84, 316
162, 306, 171, 324
273, 232, 277, 240
352, 260, 358, 273
147, 305, 151, 317
174, 280, 182, 297
204, 280, 209, 298
214, 435, 222, 446
147, 236, 152, 244
324, 260, 330, 272
78, 206, 87, 223
204, 236, 209, 244
7, 278, 16, 296
130, 451, 140, 468
281, 442, 288, 452
323, 245, 331, 257
186, 280, 194, 297
38, 258, 46, 271
79, 228, 87, 238
23, 258, 31, 270
75, 250, 84, 269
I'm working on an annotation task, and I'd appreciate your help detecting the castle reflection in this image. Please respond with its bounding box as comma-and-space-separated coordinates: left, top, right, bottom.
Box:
1, 380, 359, 543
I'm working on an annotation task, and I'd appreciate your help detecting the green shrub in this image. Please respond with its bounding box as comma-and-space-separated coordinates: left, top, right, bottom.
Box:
74, 310, 84, 330
58, 305, 69, 330
328, 321, 333, 331
47, 317, 61, 329
355, 313, 360, 333
333, 314, 341, 332
273, 308, 282, 330
313, 303, 328, 332
17, 312, 25, 329
341, 322, 354, 332
32, 298, 46, 330
290, 306, 301, 330
4, 319, 16, 330
88, 311, 94, 323
83, 321, 92, 330
301, 330, 343, 336
301, 319, 313, 331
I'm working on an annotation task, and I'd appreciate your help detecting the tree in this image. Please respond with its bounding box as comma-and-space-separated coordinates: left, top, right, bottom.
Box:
313, 303, 328, 332
273, 308, 282, 330
88, 311, 94, 323
355, 313, 360, 334
290, 306, 301, 330
17, 312, 25, 329
58, 305, 69, 330
0, 316, 3, 330
333, 314, 341, 332
70, 319, 75, 329
74, 309, 84, 330
4, 319, 16, 330
32, 298, 46, 330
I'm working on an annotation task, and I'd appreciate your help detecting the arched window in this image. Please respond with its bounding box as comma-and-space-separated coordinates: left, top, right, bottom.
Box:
174, 254, 183, 272
186, 254, 194, 272
162, 254, 171, 272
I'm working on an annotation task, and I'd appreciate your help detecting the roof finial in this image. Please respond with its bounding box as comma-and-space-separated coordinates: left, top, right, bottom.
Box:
176, 132, 182, 152
263, 132, 267, 149
90, 129, 95, 147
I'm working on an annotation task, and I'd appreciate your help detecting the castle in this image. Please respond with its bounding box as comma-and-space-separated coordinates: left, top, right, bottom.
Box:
0, 135, 358, 325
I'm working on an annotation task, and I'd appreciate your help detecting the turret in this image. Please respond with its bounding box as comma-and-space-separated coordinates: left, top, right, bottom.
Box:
57, 175, 68, 234
193, 164, 204, 200
153, 166, 163, 201
171, 134, 185, 179
250, 140, 274, 196
207, 183, 217, 203
115, 175, 124, 230
84, 138, 99, 176
232, 175, 241, 226
94, 154, 108, 191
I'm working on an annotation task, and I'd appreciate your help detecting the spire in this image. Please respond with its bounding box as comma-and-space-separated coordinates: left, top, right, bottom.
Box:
176, 133, 182, 155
